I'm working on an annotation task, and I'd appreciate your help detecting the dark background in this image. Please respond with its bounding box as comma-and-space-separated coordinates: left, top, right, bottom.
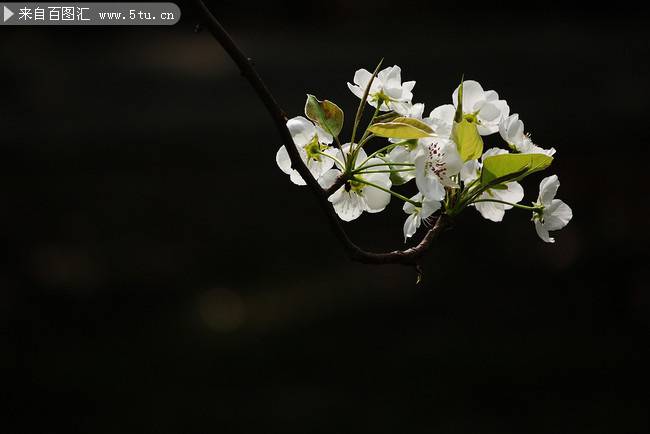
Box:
2, 1, 649, 432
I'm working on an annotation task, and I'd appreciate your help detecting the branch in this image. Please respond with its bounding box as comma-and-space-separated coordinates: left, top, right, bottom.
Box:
194, 0, 450, 268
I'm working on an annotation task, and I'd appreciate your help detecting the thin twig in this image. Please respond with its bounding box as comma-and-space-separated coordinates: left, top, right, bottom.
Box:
194, 0, 450, 267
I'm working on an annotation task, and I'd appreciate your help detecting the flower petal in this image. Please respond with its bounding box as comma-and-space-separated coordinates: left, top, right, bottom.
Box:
415, 154, 446, 201
452, 80, 485, 113
403, 213, 420, 242
494, 182, 524, 208
420, 198, 441, 219
329, 188, 364, 222
287, 116, 316, 147
318, 169, 340, 189
535, 220, 554, 243
362, 171, 392, 213
538, 175, 560, 206
275, 146, 292, 175
475, 200, 505, 222
544, 199, 573, 231
353, 68, 372, 88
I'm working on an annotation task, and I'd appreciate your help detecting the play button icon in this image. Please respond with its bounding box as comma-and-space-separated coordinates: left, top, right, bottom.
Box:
3, 5, 14, 22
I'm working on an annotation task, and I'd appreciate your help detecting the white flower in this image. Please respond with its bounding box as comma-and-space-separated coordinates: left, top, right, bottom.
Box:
499, 114, 555, 156
323, 145, 392, 222
415, 137, 462, 199
276, 116, 335, 185
347, 65, 416, 115
403, 193, 441, 242
471, 148, 524, 222
533, 175, 573, 243
452, 80, 509, 136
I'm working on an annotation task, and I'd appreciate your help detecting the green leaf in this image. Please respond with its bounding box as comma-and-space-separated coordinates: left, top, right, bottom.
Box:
368, 120, 431, 139
304, 94, 344, 137
452, 118, 484, 162
481, 153, 553, 186
391, 117, 434, 134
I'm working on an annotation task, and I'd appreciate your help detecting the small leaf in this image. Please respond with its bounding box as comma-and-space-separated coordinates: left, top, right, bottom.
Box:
305, 94, 344, 137
368, 121, 431, 139
481, 153, 553, 186
452, 118, 484, 162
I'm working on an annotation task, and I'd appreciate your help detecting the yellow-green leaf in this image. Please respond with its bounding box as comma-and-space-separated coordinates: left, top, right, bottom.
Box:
481, 153, 553, 186
368, 121, 431, 139
452, 118, 484, 162
304, 94, 344, 137
391, 117, 434, 134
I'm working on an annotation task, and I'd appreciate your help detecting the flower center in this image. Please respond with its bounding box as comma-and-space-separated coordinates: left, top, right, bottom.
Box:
303, 136, 326, 161
370, 90, 392, 109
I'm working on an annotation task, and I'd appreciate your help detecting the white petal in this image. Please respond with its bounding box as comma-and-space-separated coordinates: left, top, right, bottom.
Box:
396, 80, 416, 103
390, 101, 410, 115
288, 169, 306, 186
387, 146, 416, 183
314, 124, 333, 145
499, 113, 524, 145
428, 104, 455, 137
403, 213, 420, 241
519, 140, 556, 156
538, 175, 560, 206
415, 154, 446, 201
482, 147, 508, 160
276, 146, 293, 175
402, 80, 416, 94
381, 65, 401, 90
306, 153, 334, 179
362, 171, 392, 213
535, 220, 554, 243
477, 100, 509, 135
460, 159, 480, 184
347, 82, 364, 100
475, 200, 505, 222
403, 193, 422, 214
335, 143, 367, 167
405, 102, 424, 119
420, 198, 441, 219
544, 199, 573, 231
494, 182, 524, 208
439, 138, 463, 179
452, 80, 485, 113
286, 116, 316, 147
353, 69, 372, 88
329, 188, 364, 222
483, 89, 499, 102
318, 169, 340, 189
477, 102, 501, 122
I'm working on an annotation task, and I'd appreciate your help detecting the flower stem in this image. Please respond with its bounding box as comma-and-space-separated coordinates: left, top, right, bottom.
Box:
472, 198, 542, 212
353, 162, 414, 174
356, 168, 414, 174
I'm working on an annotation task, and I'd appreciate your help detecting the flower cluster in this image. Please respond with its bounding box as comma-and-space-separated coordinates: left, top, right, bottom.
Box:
276, 63, 573, 243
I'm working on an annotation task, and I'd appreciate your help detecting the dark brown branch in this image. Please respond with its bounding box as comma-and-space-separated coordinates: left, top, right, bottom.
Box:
194, 0, 450, 267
